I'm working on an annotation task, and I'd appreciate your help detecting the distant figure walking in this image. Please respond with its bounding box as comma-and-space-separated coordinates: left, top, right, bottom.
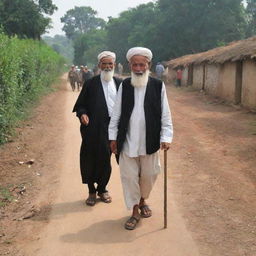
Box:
117, 63, 123, 77
82, 66, 92, 88
176, 68, 183, 87
92, 65, 99, 76
68, 65, 79, 91
155, 62, 165, 79
77, 65, 85, 90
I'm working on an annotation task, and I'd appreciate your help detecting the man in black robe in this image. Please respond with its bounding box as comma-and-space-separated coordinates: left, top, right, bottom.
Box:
73, 51, 122, 206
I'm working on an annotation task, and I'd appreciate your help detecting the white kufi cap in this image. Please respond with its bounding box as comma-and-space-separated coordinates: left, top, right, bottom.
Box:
97, 51, 116, 62
126, 47, 153, 62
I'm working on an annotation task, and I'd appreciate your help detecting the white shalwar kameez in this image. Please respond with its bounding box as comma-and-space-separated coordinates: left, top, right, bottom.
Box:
100, 73, 117, 117
109, 81, 173, 210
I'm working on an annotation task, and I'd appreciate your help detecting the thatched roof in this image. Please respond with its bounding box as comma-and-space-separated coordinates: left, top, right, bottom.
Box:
167, 36, 256, 68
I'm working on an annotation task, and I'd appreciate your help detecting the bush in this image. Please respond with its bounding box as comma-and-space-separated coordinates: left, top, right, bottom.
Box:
0, 33, 65, 144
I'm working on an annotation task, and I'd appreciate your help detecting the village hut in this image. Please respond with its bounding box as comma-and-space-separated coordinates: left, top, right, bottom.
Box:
167, 36, 256, 109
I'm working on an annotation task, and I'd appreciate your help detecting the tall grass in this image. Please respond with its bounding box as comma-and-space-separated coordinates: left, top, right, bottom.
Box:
0, 33, 65, 144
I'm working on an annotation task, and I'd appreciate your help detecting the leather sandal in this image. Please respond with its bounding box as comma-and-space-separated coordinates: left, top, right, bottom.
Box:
85, 193, 97, 206
98, 192, 112, 203
139, 205, 152, 218
124, 216, 140, 230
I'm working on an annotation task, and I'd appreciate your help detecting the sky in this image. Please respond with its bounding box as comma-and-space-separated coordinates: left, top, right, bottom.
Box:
46, 0, 155, 37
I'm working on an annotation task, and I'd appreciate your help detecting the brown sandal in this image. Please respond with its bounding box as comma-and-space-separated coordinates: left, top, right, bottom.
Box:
124, 216, 140, 230
98, 192, 112, 203
139, 205, 152, 218
85, 193, 97, 206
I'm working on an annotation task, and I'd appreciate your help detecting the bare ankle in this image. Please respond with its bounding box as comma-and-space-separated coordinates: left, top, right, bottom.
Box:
139, 198, 146, 207
132, 205, 139, 217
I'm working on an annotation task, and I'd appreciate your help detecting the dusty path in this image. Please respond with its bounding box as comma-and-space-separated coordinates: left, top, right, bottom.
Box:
1, 75, 256, 256
24, 80, 199, 256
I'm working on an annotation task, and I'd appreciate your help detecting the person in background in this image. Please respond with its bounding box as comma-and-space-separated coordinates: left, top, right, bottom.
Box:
92, 65, 99, 76
155, 62, 165, 79
176, 68, 183, 87
77, 65, 85, 90
82, 66, 92, 88
68, 65, 79, 91
117, 63, 124, 77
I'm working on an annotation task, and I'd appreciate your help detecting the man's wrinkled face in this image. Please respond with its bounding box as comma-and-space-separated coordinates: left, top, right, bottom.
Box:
99, 57, 115, 82
130, 55, 150, 75
130, 55, 150, 87
98, 57, 115, 71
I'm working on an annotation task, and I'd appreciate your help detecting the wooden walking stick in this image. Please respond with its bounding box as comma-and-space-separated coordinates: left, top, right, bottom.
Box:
164, 149, 168, 228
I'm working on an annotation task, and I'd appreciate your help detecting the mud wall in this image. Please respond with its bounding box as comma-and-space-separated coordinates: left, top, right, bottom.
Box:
217, 62, 237, 102
241, 59, 256, 109
204, 64, 220, 95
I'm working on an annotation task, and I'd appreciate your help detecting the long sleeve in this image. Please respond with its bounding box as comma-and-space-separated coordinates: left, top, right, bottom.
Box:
160, 82, 173, 143
72, 83, 89, 118
108, 83, 123, 140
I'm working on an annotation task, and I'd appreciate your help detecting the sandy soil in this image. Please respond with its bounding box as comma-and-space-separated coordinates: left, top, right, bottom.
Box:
0, 75, 255, 256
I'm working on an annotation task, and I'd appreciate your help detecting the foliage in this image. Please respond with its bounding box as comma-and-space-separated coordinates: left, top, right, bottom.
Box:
60, 6, 107, 66
104, 0, 247, 63
106, 3, 158, 66
37, 0, 57, 15
43, 35, 74, 64
60, 1, 253, 69
0, 33, 65, 144
245, 0, 256, 36
60, 6, 105, 40
73, 29, 107, 65
155, 0, 246, 59
0, 186, 13, 207
0, 0, 57, 39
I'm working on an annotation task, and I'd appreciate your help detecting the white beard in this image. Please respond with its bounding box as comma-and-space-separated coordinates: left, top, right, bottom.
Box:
131, 70, 150, 87
101, 69, 114, 82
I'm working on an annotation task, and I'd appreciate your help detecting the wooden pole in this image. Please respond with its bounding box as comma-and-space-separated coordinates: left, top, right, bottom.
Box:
164, 149, 168, 228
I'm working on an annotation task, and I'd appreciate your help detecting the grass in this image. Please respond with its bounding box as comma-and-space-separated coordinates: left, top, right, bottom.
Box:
0, 186, 13, 207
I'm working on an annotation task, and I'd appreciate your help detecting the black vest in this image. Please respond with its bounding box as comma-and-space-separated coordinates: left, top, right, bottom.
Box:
117, 76, 162, 155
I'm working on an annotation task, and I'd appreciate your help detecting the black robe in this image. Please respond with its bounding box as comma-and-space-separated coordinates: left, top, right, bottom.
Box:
73, 75, 122, 185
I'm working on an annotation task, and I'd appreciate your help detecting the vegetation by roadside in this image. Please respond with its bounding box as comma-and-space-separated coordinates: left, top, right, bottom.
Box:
0, 32, 65, 144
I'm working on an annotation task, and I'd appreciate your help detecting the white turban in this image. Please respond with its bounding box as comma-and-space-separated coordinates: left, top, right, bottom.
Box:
126, 47, 153, 62
97, 51, 116, 62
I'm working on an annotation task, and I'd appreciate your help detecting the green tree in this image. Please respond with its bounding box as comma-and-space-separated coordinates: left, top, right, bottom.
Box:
43, 35, 74, 64
156, 0, 246, 59
73, 29, 107, 65
38, 0, 57, 14
51, 43, 61, 54
0, 33, 64, 144
106, 3, 158, 66
245, 0, 256, 36
60, 6, 105, 40
0, 0, 57, 39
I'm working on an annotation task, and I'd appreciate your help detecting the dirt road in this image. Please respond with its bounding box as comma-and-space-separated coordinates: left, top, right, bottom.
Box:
0, 75, 255, 256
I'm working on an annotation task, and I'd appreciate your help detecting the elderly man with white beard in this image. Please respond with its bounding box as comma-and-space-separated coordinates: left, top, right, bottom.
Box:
73, 51, 122, 206
109, 47, 173, 230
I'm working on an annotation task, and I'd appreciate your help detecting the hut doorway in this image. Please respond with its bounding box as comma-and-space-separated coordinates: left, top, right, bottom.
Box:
235, 61, 243, 104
